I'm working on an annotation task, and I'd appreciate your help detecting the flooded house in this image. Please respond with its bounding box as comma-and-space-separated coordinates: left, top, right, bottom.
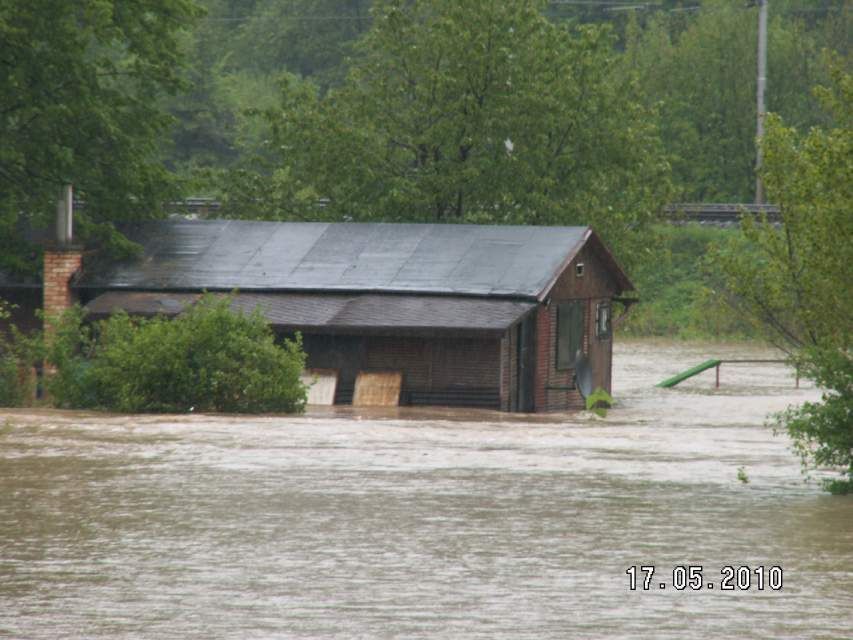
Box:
3, 217, 634, 412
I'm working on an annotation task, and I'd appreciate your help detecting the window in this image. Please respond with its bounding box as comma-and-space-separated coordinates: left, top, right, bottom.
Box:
557, 301, 584, 369
596, 303, 612, 340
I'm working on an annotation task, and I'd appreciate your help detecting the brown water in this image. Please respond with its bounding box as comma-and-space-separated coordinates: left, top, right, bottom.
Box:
1, 340, 851, 639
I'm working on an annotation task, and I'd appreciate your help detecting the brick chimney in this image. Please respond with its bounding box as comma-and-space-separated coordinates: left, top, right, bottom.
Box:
43, 185, 83, 324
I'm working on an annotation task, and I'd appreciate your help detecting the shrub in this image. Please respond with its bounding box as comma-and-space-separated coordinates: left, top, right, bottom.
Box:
585, 387, 614, 418
0, 356, 22, 406
0, 298, 41, 407
620, 224, 759, 339
46, 294, 307, 413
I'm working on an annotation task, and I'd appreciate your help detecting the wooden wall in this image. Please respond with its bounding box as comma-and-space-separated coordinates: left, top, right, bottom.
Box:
301, 333, 501, 408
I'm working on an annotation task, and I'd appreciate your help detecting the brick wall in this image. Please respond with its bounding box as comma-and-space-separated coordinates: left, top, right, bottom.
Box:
43, 250, 83, 324
533, 243, 621, 412
533, 303, 586, 411
534, 305, 550, 411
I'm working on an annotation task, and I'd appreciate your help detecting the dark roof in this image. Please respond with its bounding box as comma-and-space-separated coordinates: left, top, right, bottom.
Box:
76, 220, 619, 299
85, 292, 201, 317
85, 291, 536, 335
0, 271, 41, 289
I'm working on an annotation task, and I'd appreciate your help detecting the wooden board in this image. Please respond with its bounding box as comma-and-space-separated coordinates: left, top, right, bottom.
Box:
300, 368, 339, 405
352, 371, 403, 407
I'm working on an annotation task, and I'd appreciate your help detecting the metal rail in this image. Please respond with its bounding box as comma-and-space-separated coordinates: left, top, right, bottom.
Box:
657, 358, 799, 389
664, 203, 781, 223
713, 359, 798, 389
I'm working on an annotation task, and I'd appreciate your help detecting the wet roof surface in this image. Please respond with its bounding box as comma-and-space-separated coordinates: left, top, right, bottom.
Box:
85, 292, 201, 317
85, 291, 535, 334
77, 220, 589, 299
0, 272, 41, 289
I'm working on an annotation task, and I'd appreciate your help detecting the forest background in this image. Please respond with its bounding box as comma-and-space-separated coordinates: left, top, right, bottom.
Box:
0, 0, 849, 338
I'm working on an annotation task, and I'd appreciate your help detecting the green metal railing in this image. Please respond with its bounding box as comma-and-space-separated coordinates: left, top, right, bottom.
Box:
656, 359, 797, 389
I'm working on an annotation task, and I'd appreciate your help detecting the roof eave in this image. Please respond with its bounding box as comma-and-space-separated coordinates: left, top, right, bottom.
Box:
72, 282, 544, 302
535, 227, 634, 301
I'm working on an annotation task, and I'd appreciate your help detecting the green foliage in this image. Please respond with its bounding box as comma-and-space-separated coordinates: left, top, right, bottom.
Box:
167, 0, 371, 180
715, 63, 852, 490
771, 344, 852, 491
226, 0, 371, 85
0, 0, 203, 272
585, 387, 613, 418
165, 0, 849, 206
623, 0, 837, 201
45, 295, 307, 414
224, 0, 671, 271
823, 478, 853, 496
0, 299, 42, 407
42, 305, 99, 409
736, 467, 750, 484
620, 224, 758, 339
715, 63, 851, 351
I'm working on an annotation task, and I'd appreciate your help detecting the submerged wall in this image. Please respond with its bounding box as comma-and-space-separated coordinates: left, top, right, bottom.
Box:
301, 333, 501, 408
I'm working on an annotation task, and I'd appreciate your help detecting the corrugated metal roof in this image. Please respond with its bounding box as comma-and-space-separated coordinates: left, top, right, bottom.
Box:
76, 220, 592, 299
84, 291, 535, 334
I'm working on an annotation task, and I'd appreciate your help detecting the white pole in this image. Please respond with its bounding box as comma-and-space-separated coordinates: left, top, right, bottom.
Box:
755, 0, 768, 204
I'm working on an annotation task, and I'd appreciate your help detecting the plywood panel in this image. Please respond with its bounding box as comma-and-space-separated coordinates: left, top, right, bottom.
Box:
300, 368, 339, 405
352, 371, 403, 407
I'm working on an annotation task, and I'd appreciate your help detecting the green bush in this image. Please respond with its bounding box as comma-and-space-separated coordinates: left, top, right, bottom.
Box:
0, 298, 41, 407
0, 356, 22, 406
46, 294, 307, 413
620, 224, 759, 339
585, 387, 614, 418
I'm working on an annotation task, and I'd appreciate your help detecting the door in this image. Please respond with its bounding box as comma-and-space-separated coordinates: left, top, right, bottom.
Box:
516, 315, 536, 412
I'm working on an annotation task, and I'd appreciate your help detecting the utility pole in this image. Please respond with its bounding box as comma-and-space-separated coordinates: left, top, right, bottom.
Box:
755, 0, 768, 204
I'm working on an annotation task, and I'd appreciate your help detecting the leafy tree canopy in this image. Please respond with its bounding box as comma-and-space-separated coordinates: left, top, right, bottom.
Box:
714, 62, 852, 491
0, 0, 203, 274
224, 0, 672, 270
623, 0, 842, 202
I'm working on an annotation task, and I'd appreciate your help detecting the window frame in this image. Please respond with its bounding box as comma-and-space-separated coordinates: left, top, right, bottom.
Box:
556, 300, 585, 370
596, 302, 612, 340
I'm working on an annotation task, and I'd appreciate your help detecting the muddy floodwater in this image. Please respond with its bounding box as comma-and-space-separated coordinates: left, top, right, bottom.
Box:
1, 340, 851, 639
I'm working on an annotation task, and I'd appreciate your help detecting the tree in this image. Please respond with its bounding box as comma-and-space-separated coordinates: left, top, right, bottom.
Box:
45, 295, 307, 414
0, 0, 203, 273
623, 0, 835, 202
227, 0, 372, 86
714, 62, 852, 491
224, 0, 671, 271
166, 0, 372, 178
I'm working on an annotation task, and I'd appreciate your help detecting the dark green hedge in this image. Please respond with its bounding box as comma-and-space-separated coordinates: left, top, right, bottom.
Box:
46, 294, 307, 414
